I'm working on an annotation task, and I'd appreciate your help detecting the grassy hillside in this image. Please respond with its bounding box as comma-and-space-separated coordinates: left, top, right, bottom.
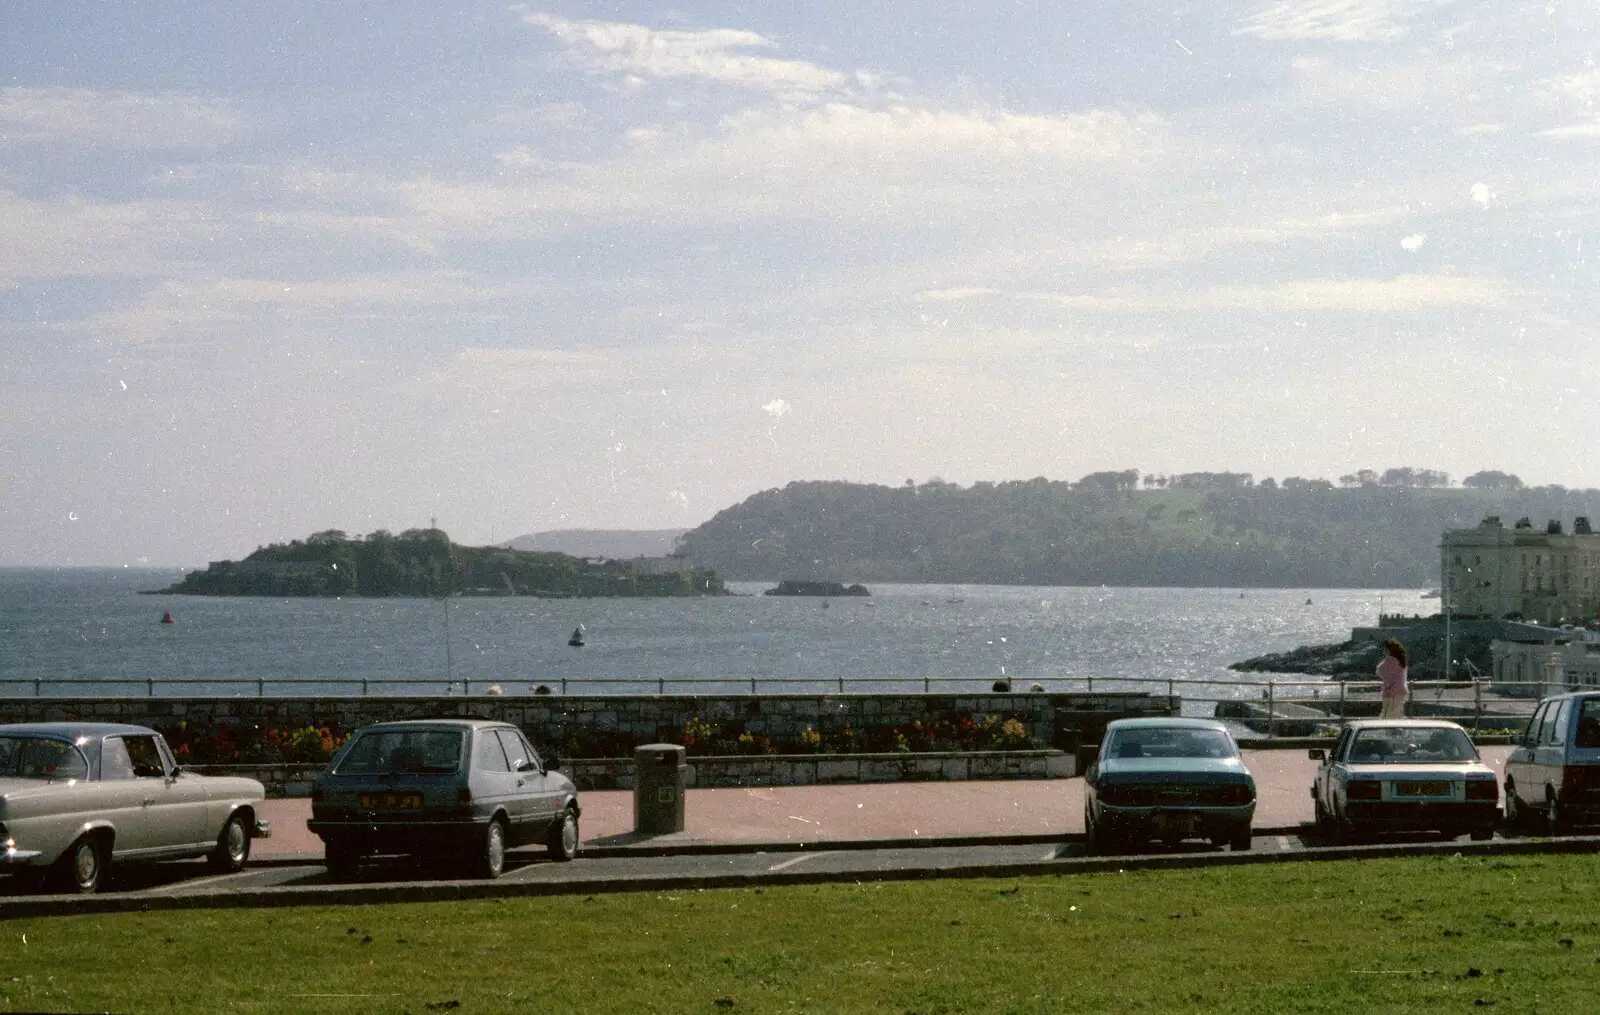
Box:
678, 477, 1600, 587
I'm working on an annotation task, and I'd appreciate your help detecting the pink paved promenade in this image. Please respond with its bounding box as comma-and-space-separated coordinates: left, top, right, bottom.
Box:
256, 747, 1512, 857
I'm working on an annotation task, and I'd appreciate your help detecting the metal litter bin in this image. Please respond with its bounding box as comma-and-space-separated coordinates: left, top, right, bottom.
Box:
633, 743, 687, 834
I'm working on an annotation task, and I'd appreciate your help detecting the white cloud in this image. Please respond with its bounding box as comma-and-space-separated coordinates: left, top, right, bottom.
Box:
66, 273, 545, 347
1235, 0, 1419, 42
1400, 232, 1427, 251
1537, 121, 1600, 139
0, 87, 236, 148
963, 274, 1514, 314
1470, 182, 1492, 207
761, 398, 792, 418
524, 13, 848, 97
426, 102, 1166, 234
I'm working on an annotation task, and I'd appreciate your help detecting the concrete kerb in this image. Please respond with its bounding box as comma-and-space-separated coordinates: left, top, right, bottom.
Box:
7, 833, 1595, 921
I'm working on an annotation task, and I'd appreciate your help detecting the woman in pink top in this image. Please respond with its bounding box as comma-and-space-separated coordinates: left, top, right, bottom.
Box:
1377, 638, 1408, 718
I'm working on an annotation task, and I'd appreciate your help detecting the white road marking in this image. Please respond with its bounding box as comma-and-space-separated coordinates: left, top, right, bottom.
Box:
767, 852, 829, 872
1276, 836, 1292, 852
144, 870, 257, 894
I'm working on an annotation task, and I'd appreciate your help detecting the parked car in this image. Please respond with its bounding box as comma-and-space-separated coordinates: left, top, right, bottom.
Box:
1083, 718, 1256, 853
307, 718, 579, 880
1310, 719, 1497, 842
1503, 691, 1600, 834
0, 722, 269, 893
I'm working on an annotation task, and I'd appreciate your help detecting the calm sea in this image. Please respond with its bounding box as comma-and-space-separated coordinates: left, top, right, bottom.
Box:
0, 569, 1429, 707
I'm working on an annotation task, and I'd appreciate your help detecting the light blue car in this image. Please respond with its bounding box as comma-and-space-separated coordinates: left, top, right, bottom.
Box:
1083, 717, 1256, 854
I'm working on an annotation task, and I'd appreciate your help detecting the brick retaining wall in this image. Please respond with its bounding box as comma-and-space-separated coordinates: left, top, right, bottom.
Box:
0, 691, 1174, 753
193, 749, 1075, 795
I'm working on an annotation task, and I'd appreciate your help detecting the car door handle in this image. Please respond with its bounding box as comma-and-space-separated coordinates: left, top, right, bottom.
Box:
516, 779, 526, 787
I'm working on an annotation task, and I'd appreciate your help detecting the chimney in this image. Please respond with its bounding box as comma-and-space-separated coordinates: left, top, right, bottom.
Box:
1548, 519, 1564, 535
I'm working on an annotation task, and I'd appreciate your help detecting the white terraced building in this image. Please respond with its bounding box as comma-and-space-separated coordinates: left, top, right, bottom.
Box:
1441, 515, 1600, 624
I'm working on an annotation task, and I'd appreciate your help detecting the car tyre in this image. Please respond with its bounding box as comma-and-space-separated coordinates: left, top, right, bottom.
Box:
1314, 797, 1334, 841
1229, 826, 1253, 851
54, 835, 106, 895
1085, 804, 1117, 855
324, 839, 362, 882
1469, 823, 1495, 842
1503, 782, 1525, 831
548, 807, 580, 862
208, 812, 251, 873
1547, 792, 1572, 837
476, 817, 508, 879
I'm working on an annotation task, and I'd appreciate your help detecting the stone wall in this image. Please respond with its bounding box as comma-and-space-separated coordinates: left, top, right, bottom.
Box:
194, 749, 1075, 795
0, 691, 1174, 757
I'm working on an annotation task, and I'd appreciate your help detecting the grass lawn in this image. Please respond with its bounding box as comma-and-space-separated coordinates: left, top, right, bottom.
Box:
5, 854, 1599, 1013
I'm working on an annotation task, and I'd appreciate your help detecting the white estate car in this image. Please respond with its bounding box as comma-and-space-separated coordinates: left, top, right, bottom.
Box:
0, 722, 269, 893
1310, 719, 1498, 843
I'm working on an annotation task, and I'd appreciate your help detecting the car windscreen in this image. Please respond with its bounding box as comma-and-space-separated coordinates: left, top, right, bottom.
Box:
332, 730, 464, 775
0, 736, 91, 780
1107, 727, 1237, 760
1348, 727, 1477, 764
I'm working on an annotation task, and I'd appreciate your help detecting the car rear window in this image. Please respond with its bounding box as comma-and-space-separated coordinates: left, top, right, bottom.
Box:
0, 736, 90, 781
1348, 727, 1476, 764
333, 730, 464, 775
1576, 700, 1600, 749
1108, 727, 1236, 759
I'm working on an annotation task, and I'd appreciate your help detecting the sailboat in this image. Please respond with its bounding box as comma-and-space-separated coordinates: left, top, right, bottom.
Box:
568, 625, 586, 648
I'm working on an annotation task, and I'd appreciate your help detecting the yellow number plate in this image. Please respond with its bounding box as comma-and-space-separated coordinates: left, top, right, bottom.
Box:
360, 792, 422, 810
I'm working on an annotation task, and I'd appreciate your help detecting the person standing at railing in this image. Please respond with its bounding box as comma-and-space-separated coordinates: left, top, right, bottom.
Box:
1378, 639, 1409, 718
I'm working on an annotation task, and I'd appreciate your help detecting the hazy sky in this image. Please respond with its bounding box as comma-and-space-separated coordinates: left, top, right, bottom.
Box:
4, 1, 1597, 566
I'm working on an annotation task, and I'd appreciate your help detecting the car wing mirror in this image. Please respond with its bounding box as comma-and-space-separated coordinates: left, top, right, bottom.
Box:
517, 760, 540, 773
1308, 748, 1326, 761
544, 757, 561, 771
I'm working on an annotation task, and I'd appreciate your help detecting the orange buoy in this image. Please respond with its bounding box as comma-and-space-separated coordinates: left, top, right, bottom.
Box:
160, 610, 175, 624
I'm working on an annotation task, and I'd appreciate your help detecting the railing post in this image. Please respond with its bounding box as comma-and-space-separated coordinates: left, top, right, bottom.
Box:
1474, 679, 1483, 731
1087, 675, 1094, 694
1338, 679, 1347, 721
147, 678, 155, 697
1267, 682, 1277, 738
34, 679, 41, 697
256, 678, 264, 696
924, 676, 930, 693
750, 677, 757, 694
561, 678, 568, 694
658, 677, 665, 694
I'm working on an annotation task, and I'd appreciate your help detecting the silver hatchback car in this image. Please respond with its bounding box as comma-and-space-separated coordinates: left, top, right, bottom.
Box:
307, 718, 580, 880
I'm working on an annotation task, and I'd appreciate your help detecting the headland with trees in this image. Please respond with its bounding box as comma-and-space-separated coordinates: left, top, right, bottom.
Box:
157, 528, 727, 598
676, 468, 1598, 588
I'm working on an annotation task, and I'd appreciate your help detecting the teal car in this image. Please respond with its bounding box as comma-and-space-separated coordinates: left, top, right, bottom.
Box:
1084, 718, 1256, 854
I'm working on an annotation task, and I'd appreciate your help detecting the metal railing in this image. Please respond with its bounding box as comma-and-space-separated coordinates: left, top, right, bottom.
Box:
0, 674, 1563, 735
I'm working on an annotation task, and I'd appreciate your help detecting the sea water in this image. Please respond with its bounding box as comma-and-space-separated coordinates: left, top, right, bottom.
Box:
0, 569, 1428, 706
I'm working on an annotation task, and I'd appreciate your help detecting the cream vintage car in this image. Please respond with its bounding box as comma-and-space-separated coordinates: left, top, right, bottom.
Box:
0, 722, 270, 893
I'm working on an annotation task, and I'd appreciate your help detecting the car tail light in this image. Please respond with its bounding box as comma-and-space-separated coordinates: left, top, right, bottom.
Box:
1101, 784, 1155, 806
1465, 780, 1498, 800
1562, 767, 1599, 793
1347, 780, 1382, 800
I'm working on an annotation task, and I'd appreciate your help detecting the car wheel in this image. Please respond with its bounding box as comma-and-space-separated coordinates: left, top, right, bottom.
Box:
324, 839, 362, 882
547, 807, 580, 862
54, 835, 106, 895
1547, 791, 1571, 836
1314, 797, 1334, 840
1503, 782, 1524, 831
475, 818, 508, 879
1469, 824, 1495, 842
1229, 826, 1252, 851
208, 812, 251, 873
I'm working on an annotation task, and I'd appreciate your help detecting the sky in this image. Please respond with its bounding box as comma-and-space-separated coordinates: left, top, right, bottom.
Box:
3, 1, 1598, 567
